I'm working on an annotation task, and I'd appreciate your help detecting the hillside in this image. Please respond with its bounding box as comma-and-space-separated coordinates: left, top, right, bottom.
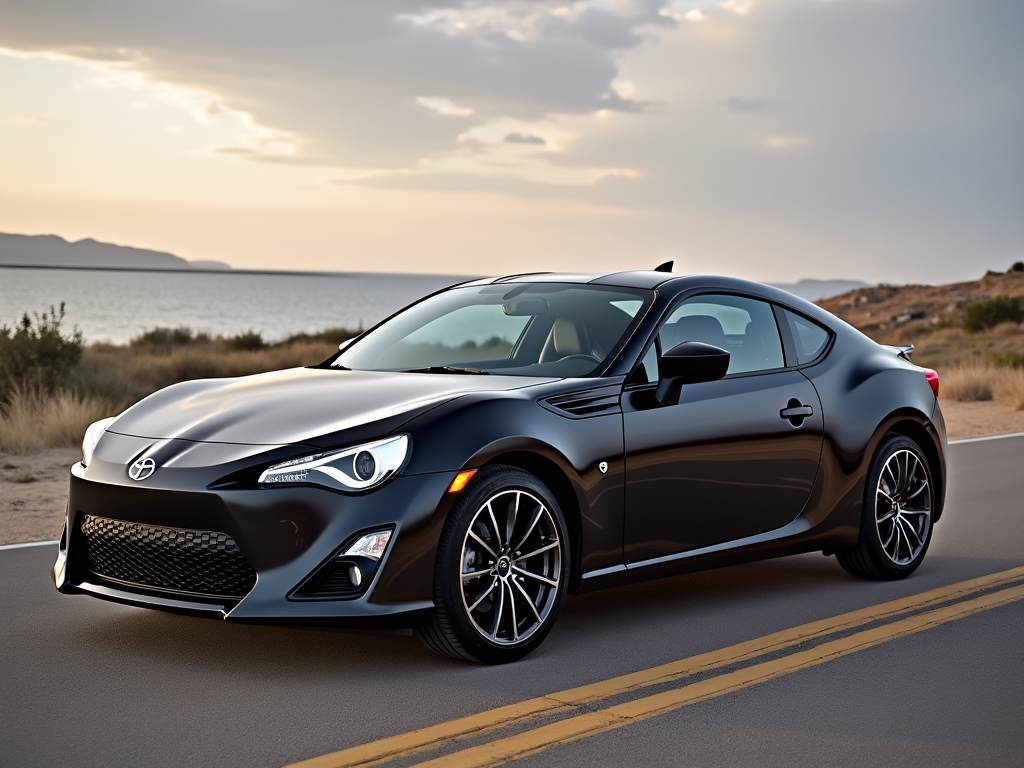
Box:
818, 266, 1024, 369
0, 233, 230, 270
818, 268, 1024, 336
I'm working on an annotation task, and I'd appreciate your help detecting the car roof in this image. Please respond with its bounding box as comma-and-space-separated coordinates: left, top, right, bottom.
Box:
458, 270, 681, 290
455, 270, 840, 327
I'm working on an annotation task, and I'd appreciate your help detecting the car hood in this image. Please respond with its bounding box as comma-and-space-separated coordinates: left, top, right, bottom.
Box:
109, 367, 551, 446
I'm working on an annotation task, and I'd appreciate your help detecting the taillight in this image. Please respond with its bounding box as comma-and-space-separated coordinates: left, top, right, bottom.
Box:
924, 369, 939, 398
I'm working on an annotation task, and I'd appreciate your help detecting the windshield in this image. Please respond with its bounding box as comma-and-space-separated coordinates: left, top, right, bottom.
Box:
334, 283, 654, 377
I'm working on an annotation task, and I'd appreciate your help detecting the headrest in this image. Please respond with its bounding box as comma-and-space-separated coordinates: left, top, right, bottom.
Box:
665, 314, 726, 349
552, 318, 583, 355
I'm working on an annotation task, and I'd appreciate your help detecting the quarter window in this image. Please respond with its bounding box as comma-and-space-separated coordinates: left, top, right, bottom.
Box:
780, 308, 830, 365
659, 295, 785, 375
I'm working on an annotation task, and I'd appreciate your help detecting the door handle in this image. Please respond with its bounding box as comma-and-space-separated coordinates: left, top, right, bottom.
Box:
781, 399, 814, 427
780, 405, 813, 419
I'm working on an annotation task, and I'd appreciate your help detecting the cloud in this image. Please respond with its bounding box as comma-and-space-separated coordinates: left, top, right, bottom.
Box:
0, 0, 663, 169
504, 132, 546, 145
0, 0, 1021, 282
722, 97, 777, 113
416, 97, 474, 116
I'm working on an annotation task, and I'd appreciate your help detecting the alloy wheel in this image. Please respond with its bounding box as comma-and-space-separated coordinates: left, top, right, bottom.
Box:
459, 489, 562, 645
875, 449, 932, 566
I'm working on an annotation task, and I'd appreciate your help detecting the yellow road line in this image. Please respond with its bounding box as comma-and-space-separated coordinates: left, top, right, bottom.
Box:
284, 566, 1024, 768
412, 582, 1024, 768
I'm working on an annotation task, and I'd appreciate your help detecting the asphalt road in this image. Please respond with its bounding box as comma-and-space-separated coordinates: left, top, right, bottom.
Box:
2, 436, 1023, 768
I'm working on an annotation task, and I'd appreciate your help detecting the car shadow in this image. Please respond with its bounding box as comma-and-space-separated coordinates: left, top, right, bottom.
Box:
70, 552, 856, 681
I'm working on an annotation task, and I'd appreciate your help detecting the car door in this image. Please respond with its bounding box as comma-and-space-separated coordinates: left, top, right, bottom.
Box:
622, 294, 824, 564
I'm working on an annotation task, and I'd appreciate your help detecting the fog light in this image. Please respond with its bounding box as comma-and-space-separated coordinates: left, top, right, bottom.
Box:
348, 565, 363, 587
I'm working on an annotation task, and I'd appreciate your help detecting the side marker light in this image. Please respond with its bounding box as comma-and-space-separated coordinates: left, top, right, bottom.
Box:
448, 469, 478, 494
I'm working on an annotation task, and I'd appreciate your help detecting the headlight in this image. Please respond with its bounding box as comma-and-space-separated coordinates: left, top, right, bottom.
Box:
258, 434, 410, 491
81, 417, 117, 468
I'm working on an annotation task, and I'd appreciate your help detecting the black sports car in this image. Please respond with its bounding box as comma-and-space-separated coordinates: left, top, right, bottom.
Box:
54, 268, 946, 663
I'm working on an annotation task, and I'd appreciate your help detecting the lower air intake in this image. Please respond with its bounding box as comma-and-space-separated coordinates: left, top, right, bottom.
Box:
79, 515, 257, 599
291, 560, 364, 600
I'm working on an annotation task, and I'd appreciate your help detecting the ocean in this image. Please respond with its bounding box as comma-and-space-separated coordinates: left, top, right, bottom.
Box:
0, 268, 472, 344
0, 267, 861, 345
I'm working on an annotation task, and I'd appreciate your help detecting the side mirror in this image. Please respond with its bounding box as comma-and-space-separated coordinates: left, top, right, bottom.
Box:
655, 341, 730, 406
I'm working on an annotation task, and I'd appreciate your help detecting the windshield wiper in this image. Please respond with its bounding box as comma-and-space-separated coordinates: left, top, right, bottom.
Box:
403, 366, 490, 375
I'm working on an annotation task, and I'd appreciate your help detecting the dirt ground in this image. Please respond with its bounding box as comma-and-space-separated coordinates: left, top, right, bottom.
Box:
2, 402, 1022, 546
938, 399, 1024, 440
1, 447, 79, 546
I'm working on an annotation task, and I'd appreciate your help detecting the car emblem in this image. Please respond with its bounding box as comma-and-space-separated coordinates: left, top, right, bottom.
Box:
128, 457, 157, 481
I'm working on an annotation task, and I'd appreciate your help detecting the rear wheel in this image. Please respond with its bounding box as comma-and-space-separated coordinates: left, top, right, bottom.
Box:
837, 433, 934, 580
416, 466, 568, 663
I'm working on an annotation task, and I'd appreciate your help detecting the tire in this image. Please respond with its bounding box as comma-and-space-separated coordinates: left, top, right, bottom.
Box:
836, 432, 935, 580
416, 465, 569, 664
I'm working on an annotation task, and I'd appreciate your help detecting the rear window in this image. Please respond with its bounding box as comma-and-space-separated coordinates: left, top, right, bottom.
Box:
780, 308, 831, 365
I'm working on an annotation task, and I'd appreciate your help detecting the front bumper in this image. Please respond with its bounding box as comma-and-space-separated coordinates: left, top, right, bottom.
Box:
54, 459, 456, 627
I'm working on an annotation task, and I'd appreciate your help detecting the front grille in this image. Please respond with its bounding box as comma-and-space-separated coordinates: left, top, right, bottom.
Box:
79, 515, 257, 599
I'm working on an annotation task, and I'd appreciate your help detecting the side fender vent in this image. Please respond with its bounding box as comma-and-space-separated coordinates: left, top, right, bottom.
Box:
540, 386, 622, 419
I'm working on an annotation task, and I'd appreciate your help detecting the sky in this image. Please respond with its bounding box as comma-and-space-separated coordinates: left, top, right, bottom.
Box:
0, 0, 1021, 283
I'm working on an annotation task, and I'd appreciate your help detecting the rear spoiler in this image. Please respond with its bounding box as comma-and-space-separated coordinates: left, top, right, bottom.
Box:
881, 344, 914, 362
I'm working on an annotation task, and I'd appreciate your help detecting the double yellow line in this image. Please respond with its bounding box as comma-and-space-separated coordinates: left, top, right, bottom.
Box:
287, 566, 1024, 768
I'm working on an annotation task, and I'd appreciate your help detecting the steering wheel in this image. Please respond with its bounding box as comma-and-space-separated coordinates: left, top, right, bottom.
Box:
557, 354, 601, 365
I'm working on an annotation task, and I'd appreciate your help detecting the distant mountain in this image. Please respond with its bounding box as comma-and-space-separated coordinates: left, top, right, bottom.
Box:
768, 279, 870, 302
0, 233, 231, 270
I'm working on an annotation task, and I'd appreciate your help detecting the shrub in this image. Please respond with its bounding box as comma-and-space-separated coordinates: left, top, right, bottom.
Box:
961, 296, 1024, 333
276, 326, 361, 347
129, 326, 211, 354
993, 352, 1024, 369
1011, 261, 1024, 273
225, 330, 266, 351
0, 303, 83, 403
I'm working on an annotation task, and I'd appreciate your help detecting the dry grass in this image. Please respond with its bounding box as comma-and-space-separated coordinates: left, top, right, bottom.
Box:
873, 322, 1024, 371
942, 364, 995, 402
994, 368, 1024, 410
859, 308, 1024, 410
940, 363, 1024, 410
0, 388, 124, 454
0, 338, 339, 453
9, 468, 37, 483
71, 340, 338, 404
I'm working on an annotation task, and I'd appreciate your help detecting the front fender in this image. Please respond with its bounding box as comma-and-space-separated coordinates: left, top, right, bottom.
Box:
403, 391, 627, 576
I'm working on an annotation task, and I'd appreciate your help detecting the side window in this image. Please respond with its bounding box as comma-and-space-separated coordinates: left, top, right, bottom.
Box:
780, 308, 830, 365
659, 295, 785, 375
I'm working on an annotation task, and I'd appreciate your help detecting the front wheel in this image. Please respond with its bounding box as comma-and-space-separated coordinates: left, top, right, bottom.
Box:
836, 432, 934, 580
416, 466, 569, 663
